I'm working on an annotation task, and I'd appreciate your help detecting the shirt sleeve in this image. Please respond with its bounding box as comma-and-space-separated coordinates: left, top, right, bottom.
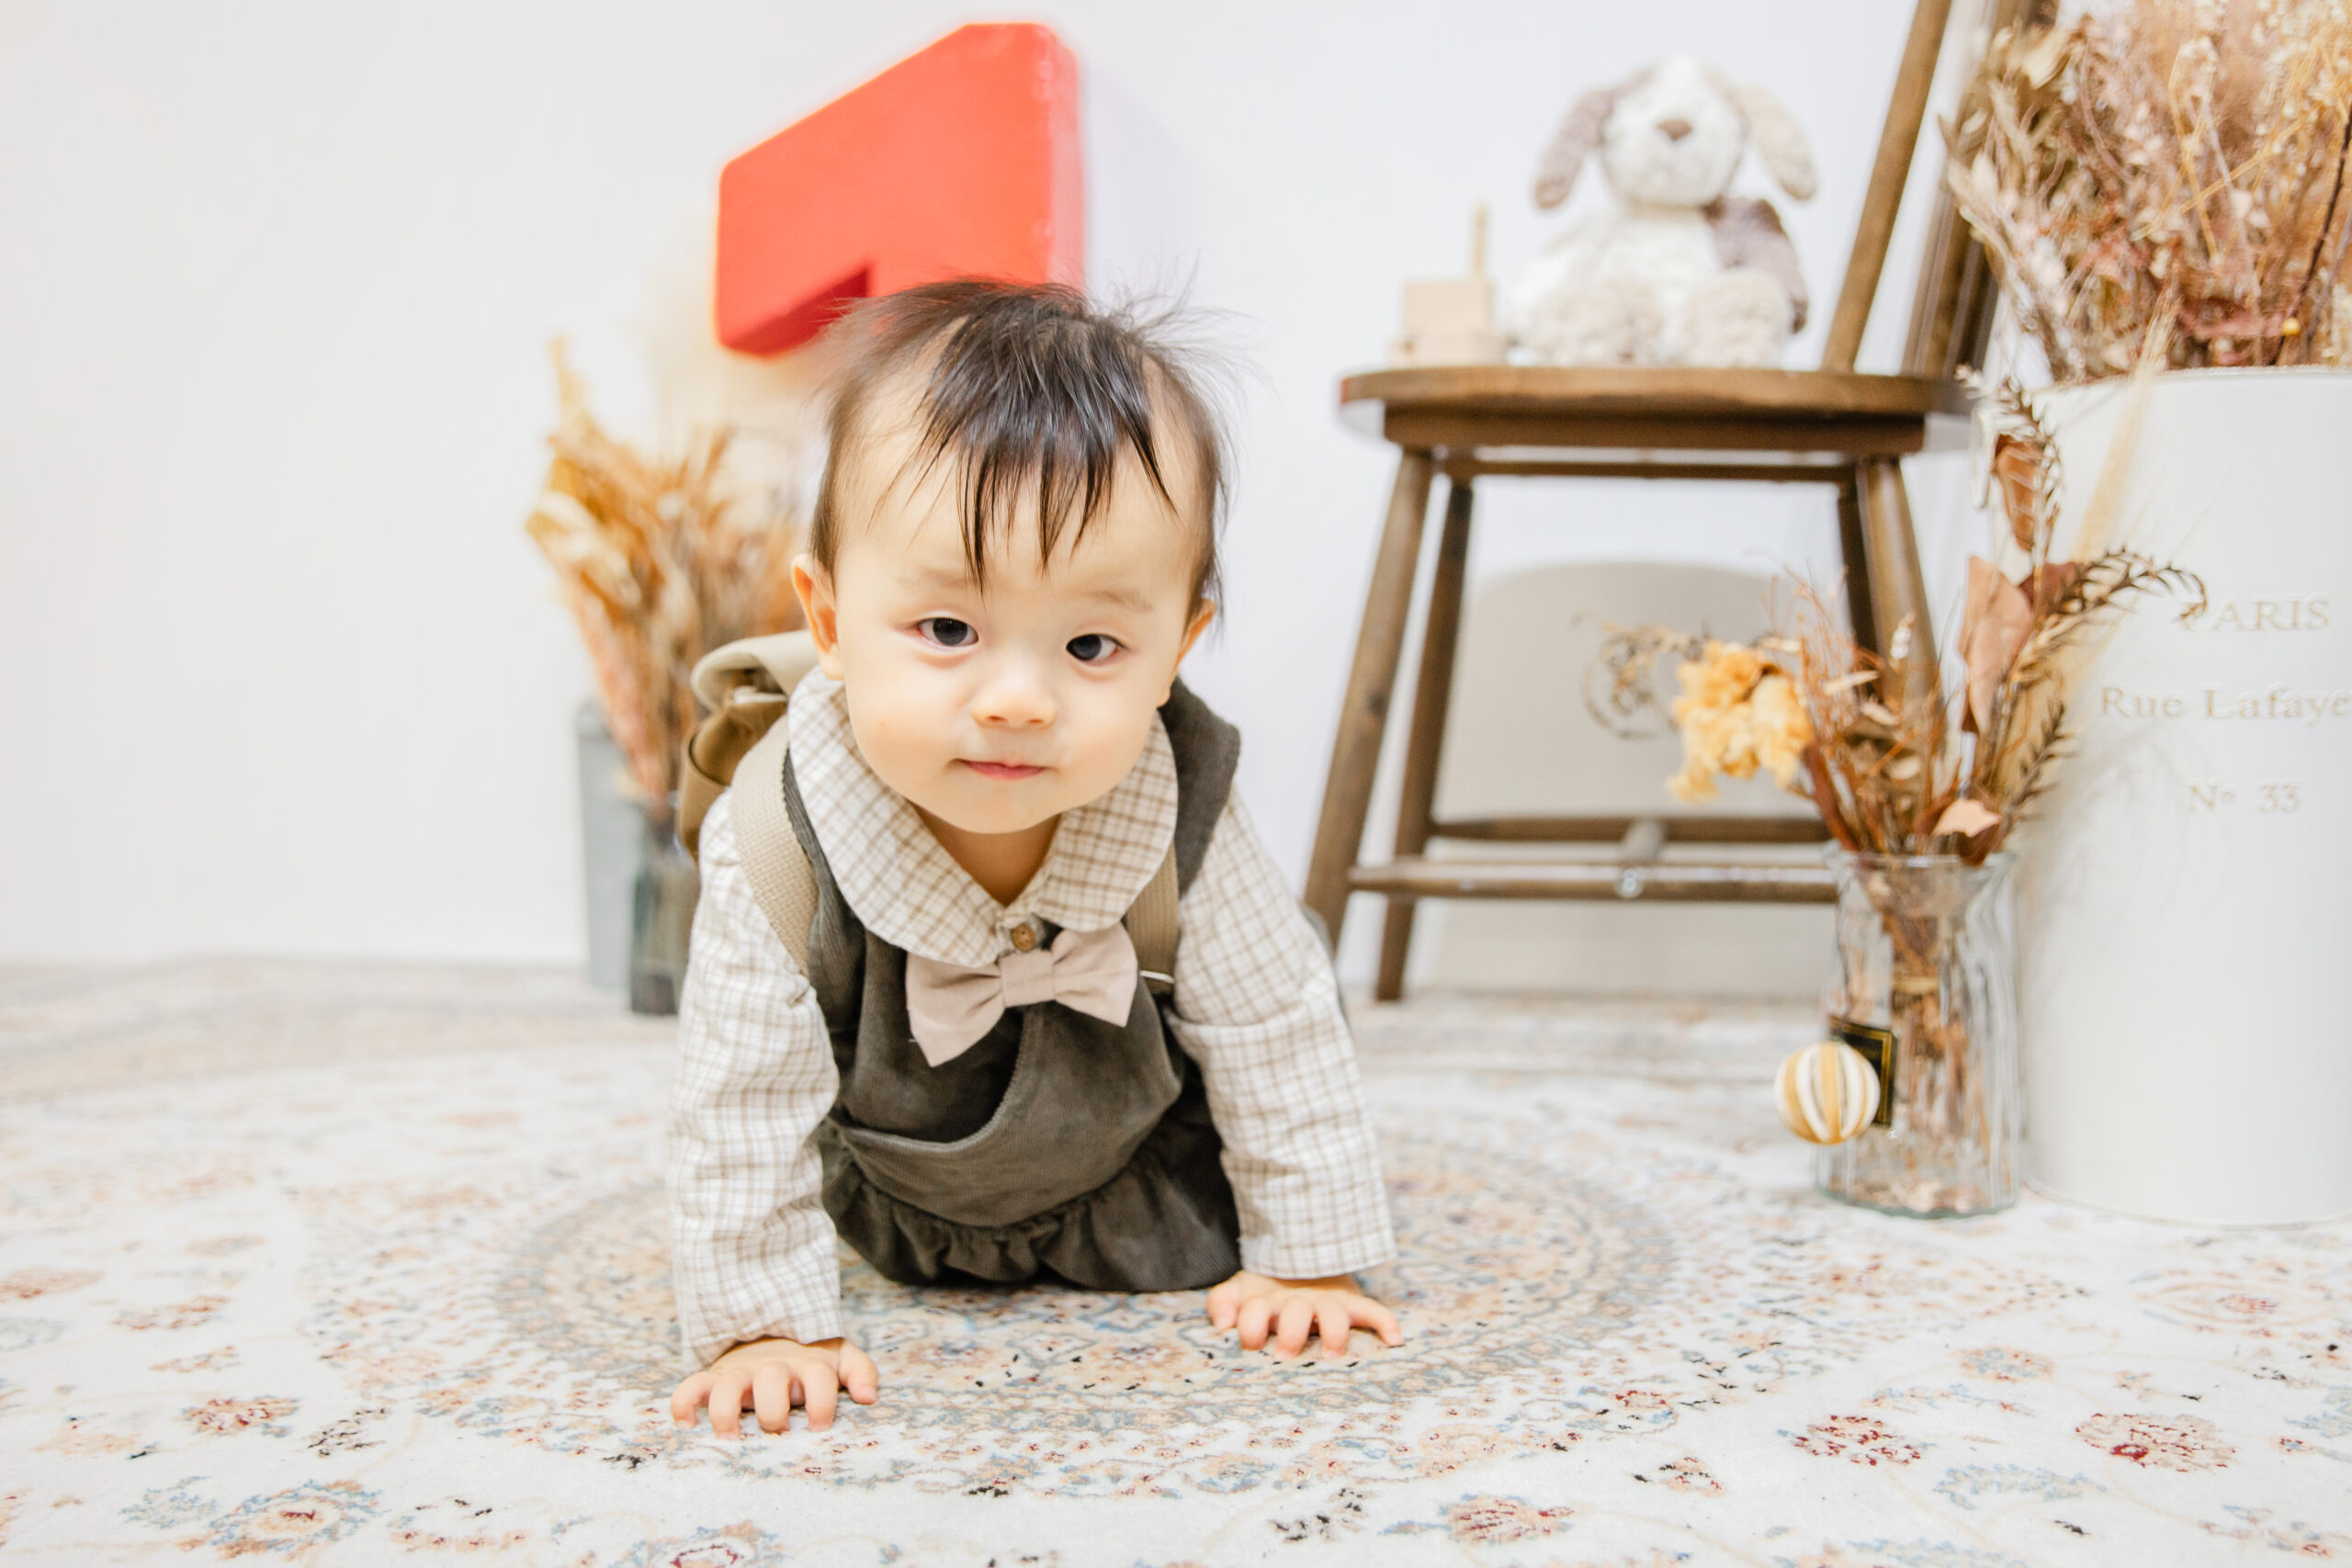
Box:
666, 791, 844, 1370
1166, 792, 1396, 1280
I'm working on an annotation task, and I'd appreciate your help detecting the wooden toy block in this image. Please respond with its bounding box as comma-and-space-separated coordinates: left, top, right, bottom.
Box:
715, 23, 1084, 355
1390, 205, 1508, 367
1400, 276, 1496, 336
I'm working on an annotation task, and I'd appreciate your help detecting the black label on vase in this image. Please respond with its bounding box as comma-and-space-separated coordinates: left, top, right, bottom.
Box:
1828, 1015, 1897, 1128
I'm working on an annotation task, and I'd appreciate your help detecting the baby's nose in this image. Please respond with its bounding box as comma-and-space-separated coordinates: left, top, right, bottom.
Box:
974, 669, 1057, 728
1657, 116, 1693, 142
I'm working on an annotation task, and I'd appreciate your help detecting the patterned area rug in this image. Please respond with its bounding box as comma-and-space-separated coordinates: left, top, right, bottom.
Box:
1, 963, 2346, 1565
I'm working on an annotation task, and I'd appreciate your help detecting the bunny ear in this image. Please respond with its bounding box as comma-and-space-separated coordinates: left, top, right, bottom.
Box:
1710, 73, 1818, 200
1532, 70, 1650, 209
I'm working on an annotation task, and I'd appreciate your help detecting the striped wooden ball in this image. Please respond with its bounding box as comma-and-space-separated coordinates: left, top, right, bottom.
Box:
1776, 1040, 1882, 1145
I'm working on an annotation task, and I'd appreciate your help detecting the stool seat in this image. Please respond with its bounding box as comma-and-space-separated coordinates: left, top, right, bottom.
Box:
1343, 363, 1973, 417
1341, 365, 1974, 462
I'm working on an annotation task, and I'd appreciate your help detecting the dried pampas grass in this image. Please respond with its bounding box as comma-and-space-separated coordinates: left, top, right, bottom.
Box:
526, 344, 803, 824
1949, 0, 2352, 380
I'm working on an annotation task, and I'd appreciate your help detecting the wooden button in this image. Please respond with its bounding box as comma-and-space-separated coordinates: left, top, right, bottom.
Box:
1008, 922, 1038, 953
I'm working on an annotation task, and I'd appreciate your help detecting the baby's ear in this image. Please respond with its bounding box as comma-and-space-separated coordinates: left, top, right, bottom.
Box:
1533, 70, 1649, 209
1162, 599, 1216, 704
792, 556, 846, 680
1180, 599, 1216, 660
1709, 71, 1817, 200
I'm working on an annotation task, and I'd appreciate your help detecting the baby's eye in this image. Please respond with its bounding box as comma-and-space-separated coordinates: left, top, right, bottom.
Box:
918, 617, 977, 649
1067, 633, 1121, 665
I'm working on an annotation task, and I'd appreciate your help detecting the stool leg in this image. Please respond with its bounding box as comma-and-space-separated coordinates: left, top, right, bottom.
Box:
1305, 450, 1437, 943
1834, 466, 1879, 654
1375, 477, 1476, 1001
1855, 456, 1939, 713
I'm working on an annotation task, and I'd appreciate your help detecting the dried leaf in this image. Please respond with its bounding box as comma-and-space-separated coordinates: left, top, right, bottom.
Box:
1959, 557, 2035, 733
1990, 433, 2044, 553
1934, 797, 2003, 838
2029, 560, 2085, 615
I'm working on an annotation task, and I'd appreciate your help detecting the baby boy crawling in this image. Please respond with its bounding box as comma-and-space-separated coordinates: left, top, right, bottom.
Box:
667, 281, 1400, 1438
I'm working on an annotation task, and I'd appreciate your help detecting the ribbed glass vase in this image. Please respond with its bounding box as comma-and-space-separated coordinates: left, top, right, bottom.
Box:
1818, 851, 2020, 1218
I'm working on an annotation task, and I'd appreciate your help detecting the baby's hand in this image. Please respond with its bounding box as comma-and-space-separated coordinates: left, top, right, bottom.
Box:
1205, 1270, 1404, 1359
670, 1336, 879, 1436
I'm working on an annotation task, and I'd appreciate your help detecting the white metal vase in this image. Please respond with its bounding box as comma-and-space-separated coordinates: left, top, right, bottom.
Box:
2021, 368, 2352, 1224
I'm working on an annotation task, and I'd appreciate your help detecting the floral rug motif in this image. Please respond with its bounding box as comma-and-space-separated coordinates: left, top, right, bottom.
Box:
0, 964, 2346, 1564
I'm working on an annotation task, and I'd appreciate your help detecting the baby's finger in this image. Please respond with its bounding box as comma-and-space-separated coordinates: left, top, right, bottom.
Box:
1204, 1278, 1241, 1328
1358, 1299, 1405, 1347
1236, 1294, 1277, 1349
841, 1346, 882, 1404
708, 1371, 750, 1438
670, 1371, 716, 1427
1274, 1297, 1317, 1358
751, 1362, 793, 1435
801, 1362, 841, 1430
1316, 1303, 1352, 1357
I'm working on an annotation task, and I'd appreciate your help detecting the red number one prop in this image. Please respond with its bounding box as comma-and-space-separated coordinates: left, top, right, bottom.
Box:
715, 23, 1085, 355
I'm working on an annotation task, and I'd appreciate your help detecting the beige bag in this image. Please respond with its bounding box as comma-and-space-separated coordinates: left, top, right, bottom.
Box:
679, 633, 1179, 987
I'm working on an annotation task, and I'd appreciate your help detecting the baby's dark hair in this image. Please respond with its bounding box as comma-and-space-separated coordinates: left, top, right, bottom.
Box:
808, 280, 1228, 609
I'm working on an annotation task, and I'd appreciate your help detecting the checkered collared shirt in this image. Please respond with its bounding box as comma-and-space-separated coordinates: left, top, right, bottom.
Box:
666, 675, 1396, 1369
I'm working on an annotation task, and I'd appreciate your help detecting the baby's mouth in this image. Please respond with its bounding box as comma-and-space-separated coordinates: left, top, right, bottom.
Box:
962, 760, 1046, 781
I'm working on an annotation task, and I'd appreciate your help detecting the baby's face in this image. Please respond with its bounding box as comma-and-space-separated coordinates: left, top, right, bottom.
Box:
797, 402, 1213, 840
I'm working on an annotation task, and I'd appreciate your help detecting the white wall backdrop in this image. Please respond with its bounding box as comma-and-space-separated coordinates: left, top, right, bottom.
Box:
0, 0, 1991, 974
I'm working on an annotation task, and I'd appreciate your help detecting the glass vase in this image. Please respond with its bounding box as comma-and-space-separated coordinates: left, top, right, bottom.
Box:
1817, 850, 2020, 1218
628, 812, 700, 1017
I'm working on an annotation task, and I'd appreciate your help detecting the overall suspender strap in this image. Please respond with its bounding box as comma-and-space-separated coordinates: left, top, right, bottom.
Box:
729, 716, 819, 973
1124, 847, 1181, 993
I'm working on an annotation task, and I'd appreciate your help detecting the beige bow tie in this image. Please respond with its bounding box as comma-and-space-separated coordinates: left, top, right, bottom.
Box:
903, 924, 1140, 1066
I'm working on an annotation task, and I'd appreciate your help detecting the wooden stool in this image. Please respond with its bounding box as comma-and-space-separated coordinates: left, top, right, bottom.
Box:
1304, 0, 2017, 999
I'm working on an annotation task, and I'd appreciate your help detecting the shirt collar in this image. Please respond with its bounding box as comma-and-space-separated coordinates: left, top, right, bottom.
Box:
785, 673, 1178, 967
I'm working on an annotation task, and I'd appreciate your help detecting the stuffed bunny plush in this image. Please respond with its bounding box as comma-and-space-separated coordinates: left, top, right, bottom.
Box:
1510, 55, 1817, 367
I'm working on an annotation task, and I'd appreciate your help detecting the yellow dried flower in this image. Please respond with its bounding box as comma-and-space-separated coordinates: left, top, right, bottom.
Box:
1672, 641, 1767, 716
1749, 672, 1813, 789
1667, 757, 1719, 803
1664, 644, 1813, 801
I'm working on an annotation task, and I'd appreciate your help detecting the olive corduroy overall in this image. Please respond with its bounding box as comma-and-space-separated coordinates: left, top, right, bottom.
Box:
777, 682, 1245, 1293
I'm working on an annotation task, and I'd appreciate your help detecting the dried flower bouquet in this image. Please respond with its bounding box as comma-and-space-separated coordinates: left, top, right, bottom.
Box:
526, 345, 802, 826
1948, 0, 2352, 380
1590, 371, 2205, 1213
